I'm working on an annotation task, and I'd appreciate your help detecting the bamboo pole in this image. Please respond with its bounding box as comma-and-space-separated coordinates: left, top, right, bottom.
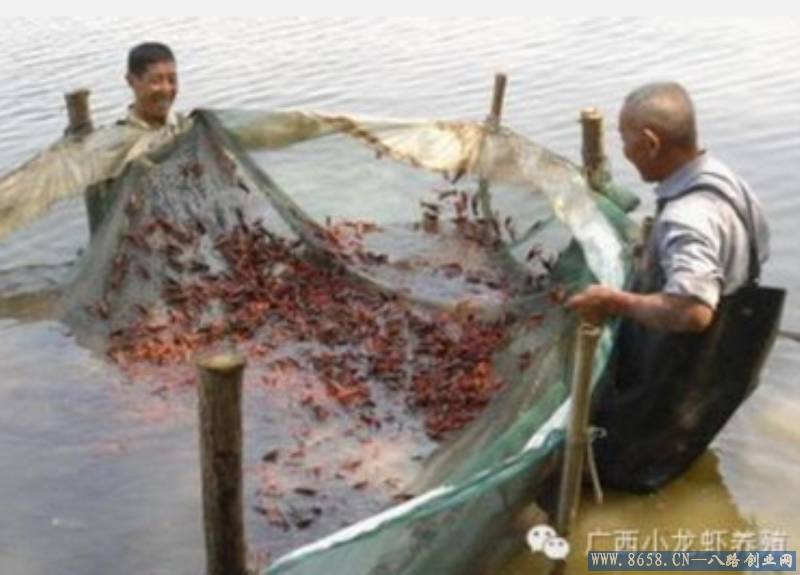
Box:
64, 89, 93, 136
555, 322, 601, 536
197, 352, 248, 575
476, 73, 507, 232
579, 107, 609, 192
552, 111, 608, 537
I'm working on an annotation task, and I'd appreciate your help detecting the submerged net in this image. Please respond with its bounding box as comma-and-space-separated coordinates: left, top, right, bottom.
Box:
0, 108, 634, 573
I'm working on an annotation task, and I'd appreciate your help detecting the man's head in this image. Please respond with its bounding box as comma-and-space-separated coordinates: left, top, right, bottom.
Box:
619, 82, 699, 182
126, 42, 177, 127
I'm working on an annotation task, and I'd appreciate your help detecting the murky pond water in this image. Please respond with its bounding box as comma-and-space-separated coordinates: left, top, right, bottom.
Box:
0, 17, 798, 574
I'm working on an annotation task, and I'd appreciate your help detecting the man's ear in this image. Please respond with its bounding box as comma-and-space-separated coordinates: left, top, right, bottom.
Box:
125, 73, 136, 90
642, 128, 661, 159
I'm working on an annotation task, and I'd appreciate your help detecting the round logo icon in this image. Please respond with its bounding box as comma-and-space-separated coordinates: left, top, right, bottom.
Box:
543, 536, 570, 560
526, 524, 556, 552
526, 524, 570, 560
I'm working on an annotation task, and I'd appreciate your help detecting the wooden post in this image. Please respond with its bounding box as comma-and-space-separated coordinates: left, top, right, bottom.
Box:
556, 321, 601, 537
579, 107, 609, 192
65, 88, 104, 237
477, 73, 507, 232
64, 89, 93, 136
486, 73, 507, 130
197, 353, 248, 575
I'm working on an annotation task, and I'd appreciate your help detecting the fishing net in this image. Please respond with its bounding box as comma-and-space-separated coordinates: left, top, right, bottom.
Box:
0, 107, 636, 573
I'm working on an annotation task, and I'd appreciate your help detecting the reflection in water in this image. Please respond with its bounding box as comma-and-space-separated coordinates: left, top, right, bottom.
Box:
0, 289, 60, 322
505, 452, 757, 575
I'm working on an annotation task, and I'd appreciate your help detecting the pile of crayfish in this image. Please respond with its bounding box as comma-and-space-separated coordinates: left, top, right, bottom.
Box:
103, 213, 514, 439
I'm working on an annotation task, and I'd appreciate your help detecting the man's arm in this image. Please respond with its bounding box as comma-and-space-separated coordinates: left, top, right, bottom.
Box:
565, 284, 713, 333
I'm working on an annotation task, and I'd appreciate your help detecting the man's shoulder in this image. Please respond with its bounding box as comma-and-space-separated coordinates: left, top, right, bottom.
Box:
661, 153, 750, 223
170, 110, 192, 129
658, 193, 723, 241
698, 153, 737, 177
692, 155, 746, 193
115, 106, 146, 129
662, 189, 722, 214
115, 108, 191, 132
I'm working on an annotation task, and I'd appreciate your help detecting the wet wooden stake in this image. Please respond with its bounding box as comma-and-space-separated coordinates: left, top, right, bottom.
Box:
197, 353, 248, 575
579, 107, 609, 192
64, 88, 105, 237
476, 73, 507, 229
487, 73, 507, 130
64, 89, 93, 136
556, 322, 601, 537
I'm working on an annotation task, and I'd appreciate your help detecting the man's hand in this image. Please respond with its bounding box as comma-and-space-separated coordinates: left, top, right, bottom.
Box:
565, 284, 713, 333
565, 285, 624, 325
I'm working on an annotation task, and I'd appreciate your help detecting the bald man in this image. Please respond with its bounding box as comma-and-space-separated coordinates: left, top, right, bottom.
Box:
565, 82, 772, 492
567, 82, 769, 331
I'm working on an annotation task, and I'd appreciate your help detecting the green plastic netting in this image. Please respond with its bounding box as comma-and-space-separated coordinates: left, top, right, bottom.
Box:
0, 108, 636, 574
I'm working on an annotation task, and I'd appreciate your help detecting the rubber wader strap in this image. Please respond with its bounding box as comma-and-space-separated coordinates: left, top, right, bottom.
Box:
656, 176, 760, 284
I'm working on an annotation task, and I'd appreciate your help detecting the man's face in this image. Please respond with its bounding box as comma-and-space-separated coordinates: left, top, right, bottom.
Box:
619, 109, 660, 183
127, 59, 178, 126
